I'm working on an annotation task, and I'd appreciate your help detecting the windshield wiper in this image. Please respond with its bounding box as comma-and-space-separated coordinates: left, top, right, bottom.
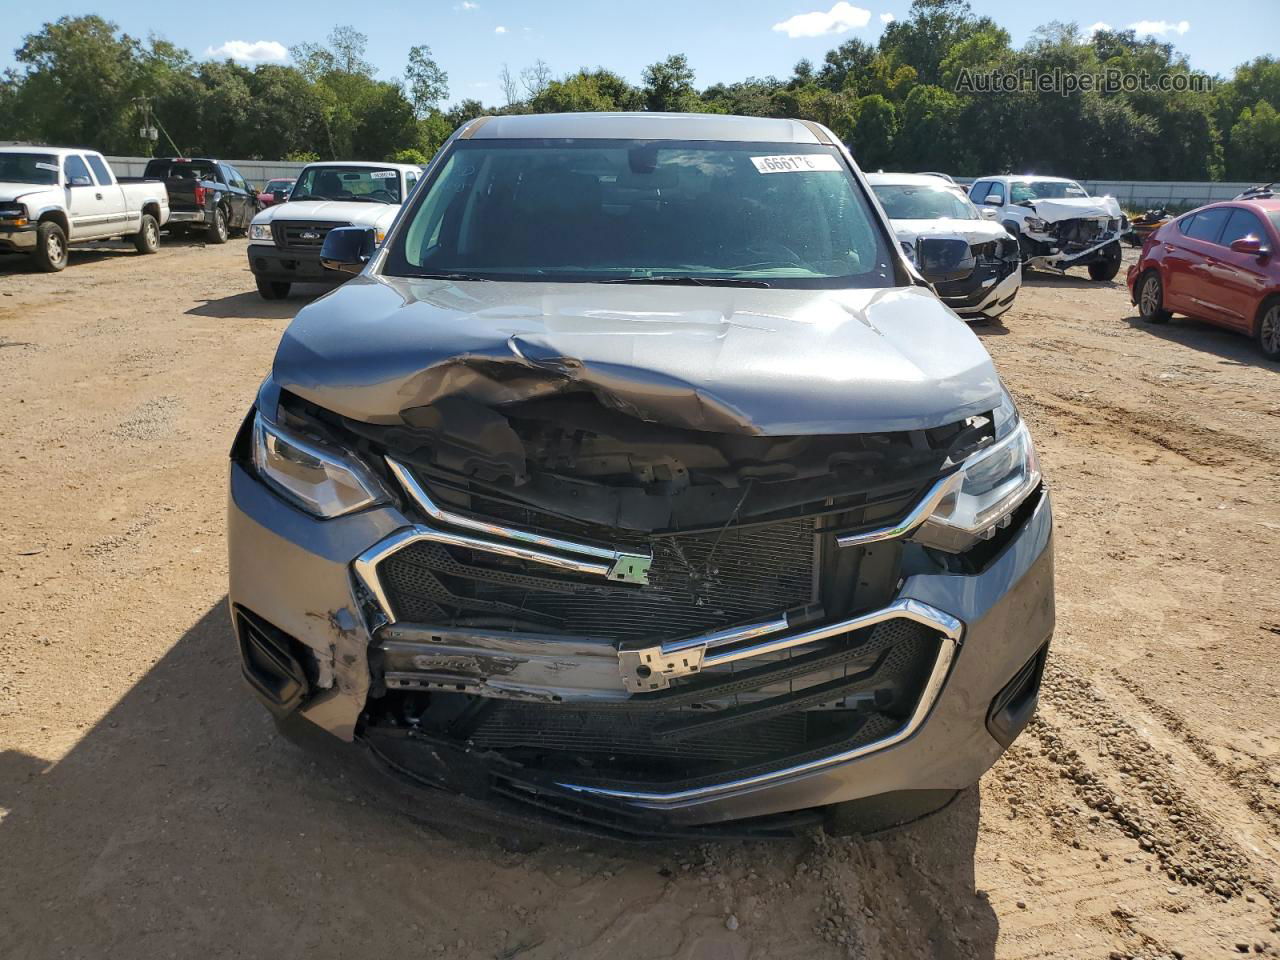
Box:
349, 196, 391, 203
407, 271, 492, 282
603, 275, 771, 288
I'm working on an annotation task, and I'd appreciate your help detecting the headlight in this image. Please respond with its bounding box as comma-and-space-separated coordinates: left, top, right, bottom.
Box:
249, 223, 272, 241
912, 419, 1041, 553
0, 203, 27, 223
1025, 217, 1049, 232
252, 413, 387, 518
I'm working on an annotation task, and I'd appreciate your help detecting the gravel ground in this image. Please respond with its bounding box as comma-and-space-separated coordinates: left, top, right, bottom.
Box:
1, 238, 1277, 960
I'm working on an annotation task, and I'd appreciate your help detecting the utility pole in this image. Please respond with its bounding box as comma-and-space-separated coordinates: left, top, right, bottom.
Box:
132, 96, 159, 157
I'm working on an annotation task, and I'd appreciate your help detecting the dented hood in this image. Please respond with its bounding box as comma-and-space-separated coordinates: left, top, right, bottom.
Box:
1030, 195, 1123, 223
891, 218, 1012, 247
272, 275, 1003, 435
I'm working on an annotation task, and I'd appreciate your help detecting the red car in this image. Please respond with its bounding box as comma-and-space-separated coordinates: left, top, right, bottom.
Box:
257, 178, 296, 208
1128, 196, 1280, 359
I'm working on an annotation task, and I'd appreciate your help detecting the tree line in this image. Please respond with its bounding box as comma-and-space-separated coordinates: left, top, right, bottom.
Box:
2, 0, 1278, 181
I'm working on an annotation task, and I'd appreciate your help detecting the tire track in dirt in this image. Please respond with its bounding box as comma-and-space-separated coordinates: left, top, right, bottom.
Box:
1031, 663, 1279, 926
1108, 669, 1280, 837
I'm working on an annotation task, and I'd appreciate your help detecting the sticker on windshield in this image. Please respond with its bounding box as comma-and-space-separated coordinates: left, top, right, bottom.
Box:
750, 154, 841, 174
370, 170, 397, 179
36, 162, 60, 172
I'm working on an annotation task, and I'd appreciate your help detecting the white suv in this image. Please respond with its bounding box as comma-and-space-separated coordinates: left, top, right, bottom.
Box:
968, 175, 1126, 281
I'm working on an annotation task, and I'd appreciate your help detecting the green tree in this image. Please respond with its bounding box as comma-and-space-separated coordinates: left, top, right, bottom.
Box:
817, 39, 876, 93
641, 54, 697, 112
1228, 101, 1280, 180
405, 45, 448, 118
895, 84, 962, 168
849, 95, 898, 168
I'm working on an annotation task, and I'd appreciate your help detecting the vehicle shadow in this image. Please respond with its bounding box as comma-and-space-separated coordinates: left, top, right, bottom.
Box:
0, 600, 997, 959
1020, 269, 1120, 290
0, 244, 140, 275
1121, 311, 1272, 369
185, 287, 325, 320
969, 316, 1011, 337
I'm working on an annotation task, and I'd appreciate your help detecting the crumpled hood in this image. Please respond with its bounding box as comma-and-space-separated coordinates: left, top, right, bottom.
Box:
272, 276, 1003, 436
1030, 195, 1123, 223
0, 183, 52, 205
251, 199, 398, 229
891, 218, 1012, 247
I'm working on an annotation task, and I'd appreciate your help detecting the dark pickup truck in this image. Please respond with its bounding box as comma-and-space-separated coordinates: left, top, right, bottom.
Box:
142, 157, 258, 244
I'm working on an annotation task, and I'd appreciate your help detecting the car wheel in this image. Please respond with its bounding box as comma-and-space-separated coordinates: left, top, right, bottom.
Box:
1257, 299, 1280, 361
256, 277, 290, 300
1137, 270, 1171, 323
1088, 242, 1123, 281
207, 207, 228, 245
34, 220, 68, 272
132, 214, 160, 254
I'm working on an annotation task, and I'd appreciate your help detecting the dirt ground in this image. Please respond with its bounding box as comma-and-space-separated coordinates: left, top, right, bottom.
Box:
1, 236, 1277, 960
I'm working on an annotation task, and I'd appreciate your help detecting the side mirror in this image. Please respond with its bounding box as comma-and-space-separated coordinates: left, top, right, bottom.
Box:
1229, 235, 1269, 258
320, 225, 376, 275
983, 195, 1003, 206
917, 237, 976, 284
68, 175, 92, 187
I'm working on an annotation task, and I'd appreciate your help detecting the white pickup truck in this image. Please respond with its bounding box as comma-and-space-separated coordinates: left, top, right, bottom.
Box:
0, 147, 170, 272
246, 161, 421, 299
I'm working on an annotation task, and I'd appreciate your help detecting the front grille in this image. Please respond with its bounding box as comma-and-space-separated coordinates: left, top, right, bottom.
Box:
271, 220, 348, 250
379, 516, 819, 641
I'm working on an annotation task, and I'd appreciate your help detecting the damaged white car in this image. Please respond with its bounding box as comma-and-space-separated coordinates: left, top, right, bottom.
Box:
969, 175, 1126, 281
868, 173, 1022, 320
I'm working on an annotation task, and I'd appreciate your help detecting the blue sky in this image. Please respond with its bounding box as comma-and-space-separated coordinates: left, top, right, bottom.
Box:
4, 0, 1274, 106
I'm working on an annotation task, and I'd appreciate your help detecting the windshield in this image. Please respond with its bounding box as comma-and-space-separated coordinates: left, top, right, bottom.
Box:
292, 166, 401, 203
144, 159, 218, 181
0, 153, 60, 186
265, 179, 294, 192
383, 139, 894, 287
872, 183, 977, 220
1011, 180, 1088, 203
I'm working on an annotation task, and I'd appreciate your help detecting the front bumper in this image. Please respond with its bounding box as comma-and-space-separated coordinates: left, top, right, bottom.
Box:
0, 222, 37, 252
247, 242, 346, 285
228, 452, 1055, 830
936, 262, 1022, 319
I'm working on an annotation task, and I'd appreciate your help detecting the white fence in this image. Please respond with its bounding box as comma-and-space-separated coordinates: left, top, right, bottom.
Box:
951, 176, 1260, 210
105, 156, 311, 185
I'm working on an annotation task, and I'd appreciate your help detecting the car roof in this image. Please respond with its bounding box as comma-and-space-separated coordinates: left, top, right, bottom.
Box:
866, 172, 958, 187
301, 161, 422, 171
0, 145, 100, 158
464, 112, 827, 144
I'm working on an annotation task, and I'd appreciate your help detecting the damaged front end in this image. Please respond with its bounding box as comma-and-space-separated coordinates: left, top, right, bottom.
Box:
917, 235, 1022, 318
1020, 196, 1127, 272
228, 339, 1050, 834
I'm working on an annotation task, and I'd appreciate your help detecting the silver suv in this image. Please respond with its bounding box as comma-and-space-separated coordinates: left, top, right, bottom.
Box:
228, 112, 1054, 837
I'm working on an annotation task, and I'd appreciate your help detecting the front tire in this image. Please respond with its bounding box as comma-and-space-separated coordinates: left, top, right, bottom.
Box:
1257, 298, 1280, 361
34, 220, 68, 272
1137, 270, 1171, 323
207, 207, 228, 245
1088, 242, 1122, 281
256, 277, 290, 300
132, 214, 160, 254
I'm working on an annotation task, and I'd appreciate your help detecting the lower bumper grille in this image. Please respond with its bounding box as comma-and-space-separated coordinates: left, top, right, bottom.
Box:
373, 617, 943, 789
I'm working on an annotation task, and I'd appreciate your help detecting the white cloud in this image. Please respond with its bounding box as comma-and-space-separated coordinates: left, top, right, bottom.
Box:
494, 25, 508, 34
772, 2, 872, 39
879, 12, 894, 24
459, 1, 479, 8
204, 39, 287, 62
1127, 19, 1190, 36
1085, 21, 1110, 35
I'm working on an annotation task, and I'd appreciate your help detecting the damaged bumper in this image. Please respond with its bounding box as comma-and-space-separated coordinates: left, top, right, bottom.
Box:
228, 443, 1054, 832
934, 256, 1022, 319
1022, 218, 1125, 272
